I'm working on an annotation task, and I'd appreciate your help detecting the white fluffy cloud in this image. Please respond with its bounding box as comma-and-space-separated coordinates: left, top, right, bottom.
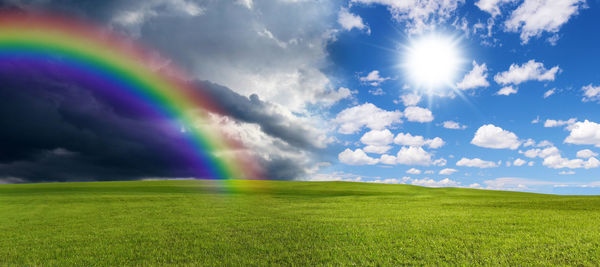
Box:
471, 124, 521, 150
513, 158, 527, 166
496, 86, 518, 96
565, 120, 600, 147
360, 129, 394, 154
400, 93, 422, 106
394, 133, 445, 149
359, 70, 390, 86
338, 148, 379, 165
442, 121, 467, 130
521, 146, 560, 158
543, 155, 600, 169
439, 168, 458, 175
582, 84, 600, 102
544, 118, 576, 128
475, 0, 513, 16
335, 103, 403, 134
351, 0, 465, 33
455, 61, 490, 90
504, 0, 586, 43
456, 157, 498, 168
395, 146, 433, 166
577, 149, 598, 159
360, 129, 394, 146
404, 106, 434, 122
321, 87, 356, 104
406, 168, 422, 174
378, 154, 397, 165
518, 143, 600, 170
433, 158, 447, 167
523, 139, 535, 147
338, 8, 370, 33
410, 177, 460, 187
494, 60, 560, 85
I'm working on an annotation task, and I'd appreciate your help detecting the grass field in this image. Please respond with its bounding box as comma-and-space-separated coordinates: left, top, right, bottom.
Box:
1, 180, 600, 265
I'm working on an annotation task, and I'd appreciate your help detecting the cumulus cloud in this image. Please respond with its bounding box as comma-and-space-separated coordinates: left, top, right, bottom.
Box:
455, 61, 490, 90
513, 158, 527, 166
400, 93, 422, 106
494, 60, 560, 85
496, 86, 518, 96
471, 124, 521, 150
366, 176, 460, 188
406, 168, 422, 174
582, 84, 600, 102
433, 158, 447, 167
544, 118, 576, 128
565, 120, 600, 147
360, 129, 394, 154
543, 154, 600, 169
523, 139, 536, 147
334, 103, 403, 134
394, 133, 445, 149
519, 143, 600, 170
379, 154, 398, 165
322, 87, 357, 104
351, 0, 465, 33
521, 146, 560, 159
577, 149, 598, 159
536, 140, 553, 147
360, 129, 394, 146
439, 168, 458, 175
475, 0, 514, 17
359, 70, 390, 86
338, 8, 370, 33
395, 146, 433, 166
504, 0, 586, 43
404, 106, 434, 122
442, 121, 467, 130
338, 148, 379, 165
456, 157, 498, 168
409, 177, 460, 187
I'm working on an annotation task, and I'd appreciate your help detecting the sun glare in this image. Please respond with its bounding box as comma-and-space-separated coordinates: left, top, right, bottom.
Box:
403, 33, 463, 92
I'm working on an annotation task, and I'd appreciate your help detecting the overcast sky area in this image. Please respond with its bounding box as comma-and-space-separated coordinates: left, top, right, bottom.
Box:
2, 0, 600, 194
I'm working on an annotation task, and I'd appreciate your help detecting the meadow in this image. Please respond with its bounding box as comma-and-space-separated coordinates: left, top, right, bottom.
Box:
1, 180, 599, 266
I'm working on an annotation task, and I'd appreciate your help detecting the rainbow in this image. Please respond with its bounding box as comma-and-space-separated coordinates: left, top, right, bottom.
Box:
0, 12, 262, 182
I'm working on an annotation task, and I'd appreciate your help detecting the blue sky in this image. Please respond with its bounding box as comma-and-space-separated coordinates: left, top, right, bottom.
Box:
312, 0, 600, 194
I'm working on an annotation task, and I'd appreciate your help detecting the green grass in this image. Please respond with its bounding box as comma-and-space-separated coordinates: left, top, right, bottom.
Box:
1, 180, 600, 266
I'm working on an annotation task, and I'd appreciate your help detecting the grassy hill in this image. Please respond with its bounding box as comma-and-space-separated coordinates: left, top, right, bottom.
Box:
1, 180, 599, 265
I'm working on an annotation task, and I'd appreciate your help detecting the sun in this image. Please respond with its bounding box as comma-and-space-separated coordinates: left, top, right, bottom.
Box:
403, 33, 464, 92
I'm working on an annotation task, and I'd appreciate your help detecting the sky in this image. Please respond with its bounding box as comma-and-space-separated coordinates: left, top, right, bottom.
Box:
1, 0, 600, 194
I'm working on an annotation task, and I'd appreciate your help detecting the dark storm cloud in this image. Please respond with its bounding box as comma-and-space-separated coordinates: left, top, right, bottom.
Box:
198, 81, 319, 150
0, 68, 207, 182
0, 65, 316, 182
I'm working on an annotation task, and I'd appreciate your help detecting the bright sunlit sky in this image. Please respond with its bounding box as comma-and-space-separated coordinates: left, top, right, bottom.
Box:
3, 0, 600, 194
317, 0, 600, 194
